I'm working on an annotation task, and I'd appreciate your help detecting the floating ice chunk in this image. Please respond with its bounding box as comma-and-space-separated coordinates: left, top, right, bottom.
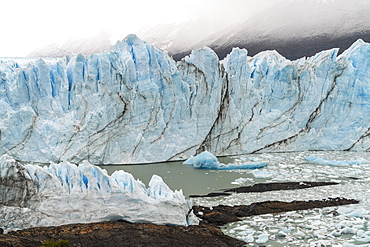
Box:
341, 227, 357, 235
0, 155, 193, 231
247, 157, 264, 162
183, 151, 219, 168
356, 236, 370, 243
231, 177, 254, 185
342, 243, 370, 247
222, 162, 267, 170
252, 170, 278, 178
304, 155, 369, 166
277, 230, 287, 238
183, 151, 267, 170
331, 229, 342, 237
234, 225, 252, 231
337, 206, 370, 218
337, 207, 355, 215
347, 208, 369, 218
244, 235, 254, 243
280, 227, 292, 234
255, 233, 269, 244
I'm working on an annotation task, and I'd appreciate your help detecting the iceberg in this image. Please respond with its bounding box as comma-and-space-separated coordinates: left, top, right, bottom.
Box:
304, 155, 369, 166
183, 151, 267, 170
256, 233, 269, 244
1, 35, 370, 164
0, 155, 194, 232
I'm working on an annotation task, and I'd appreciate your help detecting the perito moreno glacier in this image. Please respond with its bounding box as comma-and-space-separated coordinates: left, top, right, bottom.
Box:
1, 34, 370, 165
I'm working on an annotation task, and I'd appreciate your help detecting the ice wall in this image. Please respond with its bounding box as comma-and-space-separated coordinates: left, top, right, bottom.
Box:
0, 155, 192, 230
1, 35, 370, 164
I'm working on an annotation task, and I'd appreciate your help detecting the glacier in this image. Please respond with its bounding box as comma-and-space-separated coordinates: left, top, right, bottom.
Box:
0, 154, 195, 231
1, 35, 370, 164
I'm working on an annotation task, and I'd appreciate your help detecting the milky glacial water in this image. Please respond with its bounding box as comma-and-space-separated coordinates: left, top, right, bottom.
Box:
101, 151, 370, 246
100, 156, 243, 197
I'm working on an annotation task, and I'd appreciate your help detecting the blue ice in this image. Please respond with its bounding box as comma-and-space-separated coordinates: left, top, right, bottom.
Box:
183, 151, 267, 170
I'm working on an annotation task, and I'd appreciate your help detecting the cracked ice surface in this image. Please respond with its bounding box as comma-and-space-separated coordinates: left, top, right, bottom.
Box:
1, 35, 370, 164
0, 155, 193, 232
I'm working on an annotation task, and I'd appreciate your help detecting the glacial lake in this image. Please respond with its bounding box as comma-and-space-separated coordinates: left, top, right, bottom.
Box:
100, 156, 251, 197
100, 151, 370, 246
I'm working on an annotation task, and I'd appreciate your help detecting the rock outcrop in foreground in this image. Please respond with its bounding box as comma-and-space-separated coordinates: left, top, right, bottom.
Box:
193, 197, 359, 226
0, 221, 245, 247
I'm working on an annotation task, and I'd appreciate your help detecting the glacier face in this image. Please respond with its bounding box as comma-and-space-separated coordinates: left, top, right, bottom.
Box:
1, 35, 370, 164
0, 154, 193, 231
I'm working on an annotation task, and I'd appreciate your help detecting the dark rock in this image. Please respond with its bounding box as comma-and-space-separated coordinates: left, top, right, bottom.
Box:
0, 221, 246, 247
189, 192, 231, 198
195, 208, 241, 226
223, 181, 339, 193
193, 197, 359, 226
189, 181, 339, 198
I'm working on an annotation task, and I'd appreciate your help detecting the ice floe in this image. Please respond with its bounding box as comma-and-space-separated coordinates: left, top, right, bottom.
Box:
305, 155, 369, 166
183, 151, 267, 170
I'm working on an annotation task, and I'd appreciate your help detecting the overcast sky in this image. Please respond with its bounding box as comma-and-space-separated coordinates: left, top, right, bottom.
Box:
1, 0, 285, 57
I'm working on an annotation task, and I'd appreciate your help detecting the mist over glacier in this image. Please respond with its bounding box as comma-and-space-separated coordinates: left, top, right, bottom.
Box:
27, 0, 370, 61
1, 35, 370, 164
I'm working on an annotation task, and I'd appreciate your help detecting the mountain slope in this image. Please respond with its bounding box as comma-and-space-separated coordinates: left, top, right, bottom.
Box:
173, 0, 370, 60
28, 0, 370, 61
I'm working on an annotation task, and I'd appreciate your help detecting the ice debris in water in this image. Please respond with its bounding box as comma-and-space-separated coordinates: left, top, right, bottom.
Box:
305, 155, 369, 166
190, 151, 370, 246
255, 233, 269, 243
183, 151, 267, 170
231, 177, 254, 185
252, 170, 278, 178
0, 154, 196, 232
